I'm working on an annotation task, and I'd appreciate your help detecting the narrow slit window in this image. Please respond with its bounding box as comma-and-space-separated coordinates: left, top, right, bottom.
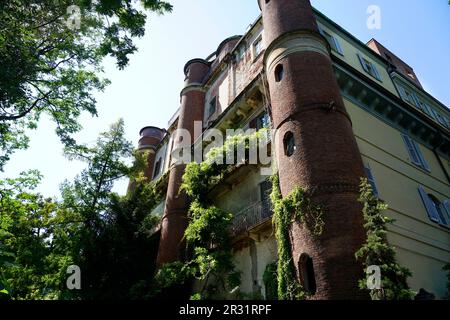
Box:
275, 64, 284, 82
283, 131, 296, 157
298, 254, 317, 295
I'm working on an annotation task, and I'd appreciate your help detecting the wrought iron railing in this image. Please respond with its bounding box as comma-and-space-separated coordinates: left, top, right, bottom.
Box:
231, 199, 273, 235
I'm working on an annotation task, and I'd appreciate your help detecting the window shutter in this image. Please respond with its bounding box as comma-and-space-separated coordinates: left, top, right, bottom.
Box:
397, 85, 407, 99
357, 53, 369, 72
412, 140, 430, 171
318, 25, 325, 36
418, 186, 440, 223
332, 36, 343, 55
372, 63, 382, 81
401, 134, 421, 166
443, 200, 450, 219
364, 166, 379, 197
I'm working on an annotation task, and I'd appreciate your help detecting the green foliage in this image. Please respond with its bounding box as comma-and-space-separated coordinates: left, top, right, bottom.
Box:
443, 263, 450, 299
356, 178, 414, 300
270, 174, 308, 300
0, 0, 172, 171
58, 120, 163, 299
0, 170, 75, 299
0, 120, 163, 300
151, 131, 272, 299
262, 262, 278, 300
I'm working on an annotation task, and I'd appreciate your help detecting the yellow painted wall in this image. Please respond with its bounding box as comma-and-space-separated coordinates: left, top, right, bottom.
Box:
316, 19, 398, 96
345, 97, 450, 298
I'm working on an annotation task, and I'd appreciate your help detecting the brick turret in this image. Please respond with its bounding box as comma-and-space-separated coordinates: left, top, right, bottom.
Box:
138, 126, 166, 180
127, 126, 165, 193
259, 0, 367, 299
156, 59, 210, 266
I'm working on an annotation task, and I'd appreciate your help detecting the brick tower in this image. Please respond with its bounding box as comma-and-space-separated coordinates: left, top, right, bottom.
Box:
138, 126, 166, 180
259, 0, 367, 299
128, 126, 166, 193
156, 59, 210, 266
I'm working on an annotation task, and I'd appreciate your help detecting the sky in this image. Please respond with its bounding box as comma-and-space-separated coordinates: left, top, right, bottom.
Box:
2, 0, 450, 198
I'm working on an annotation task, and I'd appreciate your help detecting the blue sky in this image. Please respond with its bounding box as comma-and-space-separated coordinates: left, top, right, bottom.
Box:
2, 0, 450, 198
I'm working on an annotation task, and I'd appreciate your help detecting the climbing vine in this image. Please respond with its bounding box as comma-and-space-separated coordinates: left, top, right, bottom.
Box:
270, 174, 325, 300
152, 130, 269, 299
443, 263, 450, 299
355, 178, 414, 300
262, 261, 278, 300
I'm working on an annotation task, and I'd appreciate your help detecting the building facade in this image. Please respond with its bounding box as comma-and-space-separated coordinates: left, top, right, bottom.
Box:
138, 0, 450, 299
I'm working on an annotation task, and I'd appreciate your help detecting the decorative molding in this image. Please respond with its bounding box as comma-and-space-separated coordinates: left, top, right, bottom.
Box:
264, 31, 330, 74
307, 183, 360, 197
180, 83, 206, 96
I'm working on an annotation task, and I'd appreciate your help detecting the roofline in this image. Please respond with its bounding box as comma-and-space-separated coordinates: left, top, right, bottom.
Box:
366, 38, 415, 70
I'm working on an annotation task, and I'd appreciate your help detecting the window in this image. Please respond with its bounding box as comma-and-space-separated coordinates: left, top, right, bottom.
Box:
401, 134, 430, 171
444, 200, 450, 220
298, 254, 316, 295
253, 35, 263, 59
283, 131, 296, 157
208, 97, 217, 118
153, 158, 162, 178
357, 53, 382, 81
318, 27, 343, 55
249, 112, 270, 130
397, 85, 419, 107
364, 165, 379, 197
418, 186, 449, 228
275, 64, 284, 82
235, 45, 246, 63
259, 180, 273, 219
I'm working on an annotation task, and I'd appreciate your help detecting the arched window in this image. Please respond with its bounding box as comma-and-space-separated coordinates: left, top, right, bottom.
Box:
298, 253, 317, 295
275, 64, 284, 82
283, 131, 296, 157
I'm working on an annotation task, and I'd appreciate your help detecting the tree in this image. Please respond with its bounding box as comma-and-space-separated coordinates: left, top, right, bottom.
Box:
60, 119, 162, 299
0, 170, 76, 299
1, 120, 163, 299
356, 178, 414, 300
0, 0, 172, 170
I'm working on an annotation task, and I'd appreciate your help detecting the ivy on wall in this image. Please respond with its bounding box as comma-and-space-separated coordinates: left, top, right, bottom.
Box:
355, 178, 414, 300
262, 261, 278, 300
151, 130, 270, 299
269, 174, 325, 300
443, 263, 450, 299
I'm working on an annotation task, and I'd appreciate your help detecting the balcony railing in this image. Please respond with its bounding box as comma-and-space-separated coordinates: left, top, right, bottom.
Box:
231, 199, 273, 236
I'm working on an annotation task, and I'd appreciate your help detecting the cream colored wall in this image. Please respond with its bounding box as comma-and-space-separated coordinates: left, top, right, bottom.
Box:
316, 20, 398, 96
152, 140, 168, 181
345, 97, 450, 298
232, 235, 277, 298
215, 170, 268, 214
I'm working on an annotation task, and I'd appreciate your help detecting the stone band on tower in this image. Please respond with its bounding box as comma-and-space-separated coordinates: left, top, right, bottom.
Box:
259, 0, 367, 299
156, 59, 210, 266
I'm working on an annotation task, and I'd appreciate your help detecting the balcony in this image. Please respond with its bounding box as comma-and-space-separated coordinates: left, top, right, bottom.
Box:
231, 199, 273, 236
